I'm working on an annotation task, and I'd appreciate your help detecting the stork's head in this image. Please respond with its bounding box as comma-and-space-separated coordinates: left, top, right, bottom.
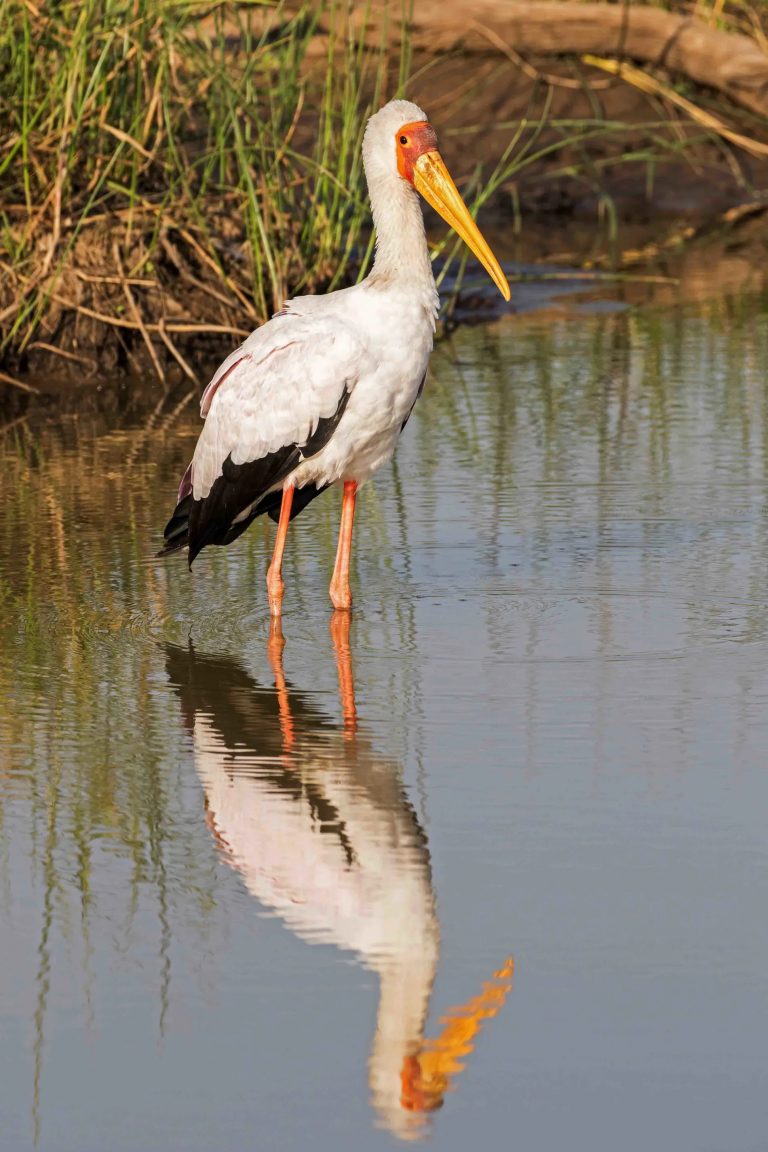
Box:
363, 99, 510, 301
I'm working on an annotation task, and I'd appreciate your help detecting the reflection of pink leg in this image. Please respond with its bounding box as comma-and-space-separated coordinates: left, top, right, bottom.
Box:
330, 611, 357, 735
267, 617, 294, 753
329, 481, 357, 611
266, 485, 294, 617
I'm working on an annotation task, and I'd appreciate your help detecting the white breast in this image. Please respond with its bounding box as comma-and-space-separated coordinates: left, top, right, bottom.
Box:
288, 279, 436, 488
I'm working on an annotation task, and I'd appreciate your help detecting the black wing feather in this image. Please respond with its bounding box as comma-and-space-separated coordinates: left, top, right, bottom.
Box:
159, 384, 351, 564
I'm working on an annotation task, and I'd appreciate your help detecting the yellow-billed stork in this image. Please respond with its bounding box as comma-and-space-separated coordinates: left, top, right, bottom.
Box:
160, 99, 509, 614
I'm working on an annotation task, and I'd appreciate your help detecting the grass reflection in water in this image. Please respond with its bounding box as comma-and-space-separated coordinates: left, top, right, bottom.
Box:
3, 294, 768, 1146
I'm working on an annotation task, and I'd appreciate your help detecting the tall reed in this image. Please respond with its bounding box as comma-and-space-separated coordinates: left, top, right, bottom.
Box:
1, 0, 761, 378
0, 1, 407, 371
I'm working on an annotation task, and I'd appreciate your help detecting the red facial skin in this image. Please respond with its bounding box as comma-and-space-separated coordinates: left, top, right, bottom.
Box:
396, 120, 439, 184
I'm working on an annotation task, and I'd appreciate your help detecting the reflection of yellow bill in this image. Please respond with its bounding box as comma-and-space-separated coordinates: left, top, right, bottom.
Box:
414, 151, 511, 302
401, 955, 515, 1113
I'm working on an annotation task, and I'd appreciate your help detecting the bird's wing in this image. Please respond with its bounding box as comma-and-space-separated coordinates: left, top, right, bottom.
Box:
181, 313, 370, 562
192, 313, 369, 501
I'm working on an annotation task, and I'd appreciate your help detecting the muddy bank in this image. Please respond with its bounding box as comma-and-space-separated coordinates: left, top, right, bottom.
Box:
4, 1, 768, 389
6, 205, 768, 429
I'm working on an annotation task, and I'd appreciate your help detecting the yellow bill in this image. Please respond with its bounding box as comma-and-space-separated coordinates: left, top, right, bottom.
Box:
413, 151, 511, 302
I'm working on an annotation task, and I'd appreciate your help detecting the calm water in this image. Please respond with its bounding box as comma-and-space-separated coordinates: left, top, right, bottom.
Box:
2, 300, 768, 1151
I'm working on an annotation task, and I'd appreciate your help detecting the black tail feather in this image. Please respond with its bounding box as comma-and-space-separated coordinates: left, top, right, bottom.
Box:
157, 493, 192, 559
157, 479, 331, 564
158, 385, 350, 565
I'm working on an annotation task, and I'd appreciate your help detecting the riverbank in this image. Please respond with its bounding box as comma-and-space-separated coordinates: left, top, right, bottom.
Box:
3, 0, 768, 389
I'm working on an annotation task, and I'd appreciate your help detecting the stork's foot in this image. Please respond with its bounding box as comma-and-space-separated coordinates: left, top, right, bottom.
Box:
266, 566, 285, 617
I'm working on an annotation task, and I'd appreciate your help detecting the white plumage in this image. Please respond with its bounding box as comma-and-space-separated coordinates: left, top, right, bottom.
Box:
192, 316, 370, 500
161, 98, 508, 613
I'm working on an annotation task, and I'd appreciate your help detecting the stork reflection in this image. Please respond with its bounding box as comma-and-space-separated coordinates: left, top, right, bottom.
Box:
165, 616, 513, 1141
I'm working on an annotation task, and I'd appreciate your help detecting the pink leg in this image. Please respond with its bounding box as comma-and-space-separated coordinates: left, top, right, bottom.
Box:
329, 481, 357, 611
266, 485, 294, 617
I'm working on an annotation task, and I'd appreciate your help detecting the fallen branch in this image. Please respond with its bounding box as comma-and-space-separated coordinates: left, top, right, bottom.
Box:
0, 370, 39, 394
156, 319, 200, 385
113, 240, 165, 383
584, 54, 768, 157
335, 2, 768, 119
48, 294, 249, 337
26, 341, 96, 369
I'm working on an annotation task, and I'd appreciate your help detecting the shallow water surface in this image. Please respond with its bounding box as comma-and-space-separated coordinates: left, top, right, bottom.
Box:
2, 302, 768, 1151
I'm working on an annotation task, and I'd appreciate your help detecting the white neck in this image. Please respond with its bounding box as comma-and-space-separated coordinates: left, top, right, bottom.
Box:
368, 945, 439, 1139
366, 172, 437, 308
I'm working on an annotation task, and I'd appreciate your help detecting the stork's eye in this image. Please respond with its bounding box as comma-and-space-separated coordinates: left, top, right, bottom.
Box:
399, 134, 408, 146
